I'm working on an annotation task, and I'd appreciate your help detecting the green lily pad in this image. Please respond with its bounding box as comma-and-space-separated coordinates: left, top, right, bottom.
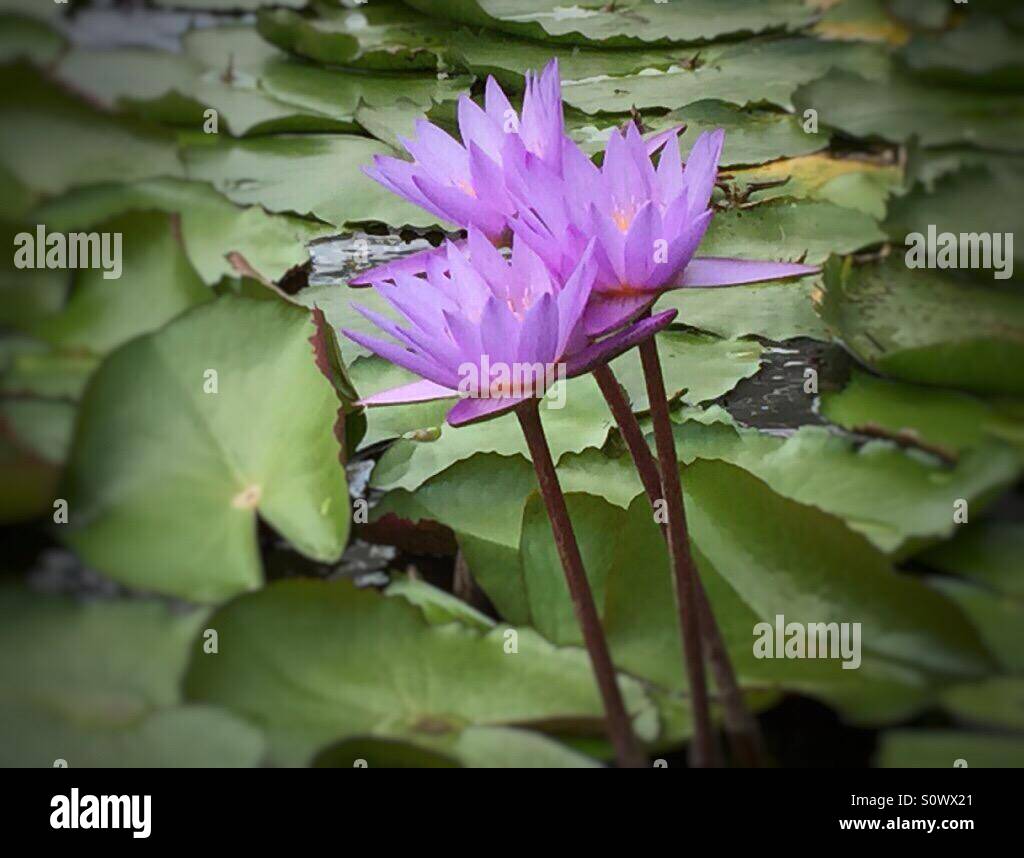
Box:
450, 27, 716, 87
567, 99, 830, 167
0, 222, 69, 331
607, 330, 765, 411
816, 256, 1024, 396
34, 179, 332, 287
941, 678, 1024, 732
663, 279, 828, 341
0, 342, 96, 401
928, 577, 1024, 673
561, 38, 889, 114
61, 295, 350, 603
793, 68, 1024, 151
0, 13, 65, 65
900, 15, 1024, 90
671, 100, 829, 167
919, 521, 1024, 598
55, 26, 465, 138
820, 369, 1016, 456
0, 398, 73, 464
404, 0, 815, 47
674, 420, 1019, 556
885, 162, 1023, 281
729, 153, 901, 219
702, 199, 886, 264
0, 64, 182, 200
183, 577, 656, 766
29, 210, 212, 357
877, 730, 1024, 768
370, 372, 615, 494
182, 133, 445, 230
257, 1, 453, 71
347, 356, 453, 449
508, 462, 990, 723
0, 585, 264, 767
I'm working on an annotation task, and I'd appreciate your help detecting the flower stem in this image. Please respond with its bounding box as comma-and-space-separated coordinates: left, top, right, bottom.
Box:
593, 362, 764, 767
516, 399, 647, 768
634, 335, 718, 767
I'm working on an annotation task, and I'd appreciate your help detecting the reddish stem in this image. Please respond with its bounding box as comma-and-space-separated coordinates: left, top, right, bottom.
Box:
634, 336, 719, 767
516, 400, 647, 769
593, 362, 764, 767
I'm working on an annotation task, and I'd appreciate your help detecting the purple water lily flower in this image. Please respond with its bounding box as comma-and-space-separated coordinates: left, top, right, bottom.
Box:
507, 123, 820, 336
352, 60, 679, 286
360, 61, 564, 248
341, 228, 677, 427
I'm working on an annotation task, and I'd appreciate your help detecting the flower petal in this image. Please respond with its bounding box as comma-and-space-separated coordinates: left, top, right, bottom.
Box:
349, 242, 456, 286
674, 257, 821, 288
581, 292, 659, 338
567, 309, 678, 377
446, 392, 527, 427
358, 379, 459, 407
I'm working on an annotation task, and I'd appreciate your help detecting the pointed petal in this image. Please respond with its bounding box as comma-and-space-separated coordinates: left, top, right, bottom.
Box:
341, 328, 455, 389
581, 292, 659, 338
447, 393, 527, 427
674, 258, 820, 288
566, 309, 678, 377
358, 379, 459, 407
411, 175, 506, 238
458, 94, 505, 161
645, 124, 685, 156
682, 128, 725, 219
349, 242, 456, 286
484, 75, 515, 127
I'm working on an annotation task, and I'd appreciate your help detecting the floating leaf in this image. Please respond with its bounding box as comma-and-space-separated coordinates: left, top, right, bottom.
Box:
820, 369, 1017, 456
0, 64, 182, 200
674, 420, 1019, 555
941, 678, 1024, 732
567, 99, 829, 166
899, 15, 1024, 90
184, 577, 655, 766
877, 730, 1024, 768
663, 279, 828, 341
816, 256, 1024, 396
793, 68, 1024, 151
30, 210, 212, 357
885, 160, 1023, 279
919, 521, 1024, 598
404, 0, 815, 47
62, 296, 350, 603
0, 12, 65, 65
561, 38, 889, 114
182, 134, 445, 229
928, 577, 1024, 673
257, 1, 453, 71
729, 153, 901, 219
0, 585, 265, 767
702, 199, 886, 264
34, 179, 332, 287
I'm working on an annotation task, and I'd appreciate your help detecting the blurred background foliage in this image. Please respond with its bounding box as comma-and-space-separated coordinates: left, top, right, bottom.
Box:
1, 0, 1022, 768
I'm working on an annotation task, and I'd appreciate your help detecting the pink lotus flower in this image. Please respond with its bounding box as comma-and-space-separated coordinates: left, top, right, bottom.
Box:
342, 228, 676, 426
